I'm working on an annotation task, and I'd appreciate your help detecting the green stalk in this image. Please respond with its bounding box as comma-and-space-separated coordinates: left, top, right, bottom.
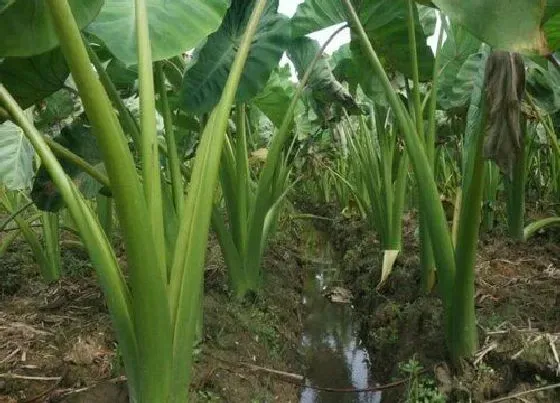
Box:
506, 117, 527, 241
0, 83, 138, 399
85, 40, 142, 146
136, 0, 167, 283
96, 193, 113, 240
45, 1, 172, 400
155, 62, 183, 217
235, 103, 250, 267
168, 2, 268, 400
406, 0, 424, 140
342, 0, 456, 320
44, 135, 111, 189
451, 106, 487, 362
42, 212, 62, 281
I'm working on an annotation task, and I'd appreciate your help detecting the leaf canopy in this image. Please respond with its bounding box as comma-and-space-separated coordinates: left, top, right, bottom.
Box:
181, 0, 289, 114
87, 0, 230, 65
0, 0, 103, 57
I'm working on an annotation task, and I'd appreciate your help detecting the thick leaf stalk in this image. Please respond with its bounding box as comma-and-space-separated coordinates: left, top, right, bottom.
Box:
168, 1, 269, 400
45, 0, 172, 400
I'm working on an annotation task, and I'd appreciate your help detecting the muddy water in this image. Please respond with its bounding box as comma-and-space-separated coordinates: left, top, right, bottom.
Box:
299, 231, 381, 403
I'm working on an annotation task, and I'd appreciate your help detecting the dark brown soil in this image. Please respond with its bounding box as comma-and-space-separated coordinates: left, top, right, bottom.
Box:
0, 224, 304, 402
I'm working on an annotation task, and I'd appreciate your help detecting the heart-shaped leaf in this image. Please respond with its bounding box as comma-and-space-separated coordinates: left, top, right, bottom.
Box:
0, 48, 70, 109
181, 0, 290, 114
87, 0, 230, 65
0, 120, 35, 191
0, 0, 104, 57
432, 0, 549, 55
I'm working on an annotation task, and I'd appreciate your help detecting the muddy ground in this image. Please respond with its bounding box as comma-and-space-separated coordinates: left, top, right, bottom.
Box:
317, 203, 560, 402
0, 221, 305, 403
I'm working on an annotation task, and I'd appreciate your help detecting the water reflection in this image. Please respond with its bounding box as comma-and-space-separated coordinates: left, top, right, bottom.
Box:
300, 236, 381, 403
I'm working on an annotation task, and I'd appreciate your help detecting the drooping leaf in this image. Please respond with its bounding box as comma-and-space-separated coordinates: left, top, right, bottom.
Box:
418, 4, 437, 37
526, 60, 560, 114
331, 44, 386, 104
293, 0, 434, 80
289, 37, 361, 126
544, 12, 560, 52
87, 0, 230, 65
0, 0, 104, 57
431, 0, 548, 55
352, 0, 435, 80
252, 66, 297, 128
0, 120, 35, 190
181, 0, 290, 114
0, 48, 70, 109
31, 122, 105, 212
291, 0, 347, 38
482, 51, 526, 178
34, 89, 77, 132
437, 24, 481, 110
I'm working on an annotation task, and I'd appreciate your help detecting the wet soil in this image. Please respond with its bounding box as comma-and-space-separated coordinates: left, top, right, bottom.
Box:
317, 205, 560, 402
0, 224, 304, 402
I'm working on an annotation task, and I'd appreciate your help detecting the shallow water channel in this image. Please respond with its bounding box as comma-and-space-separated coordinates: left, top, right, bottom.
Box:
299, 231, 381, 403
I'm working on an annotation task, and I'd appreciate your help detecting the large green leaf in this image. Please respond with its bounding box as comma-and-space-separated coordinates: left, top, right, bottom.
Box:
31, 121, 105, 212
253, 66, 296, 128
544, 11, 560, 52
0, 0, 103, 57
526, 59, 560, 114
87, 0, 230, 65
352, 0, 434, 80
437, 24, 481, 110
291, 0, 347, 38
289, 37, 360, 126
181, 0, 289, 114
292, 0, 434, 80
0, 48, 70, 109
431, 0, 548, 55
331, 44, 386, 104
0, 120, 35, 190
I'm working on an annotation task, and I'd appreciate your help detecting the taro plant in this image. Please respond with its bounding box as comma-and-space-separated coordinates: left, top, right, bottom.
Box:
0, 1, 267, 402
211, 103, 297, 298
342, 106, 409, 287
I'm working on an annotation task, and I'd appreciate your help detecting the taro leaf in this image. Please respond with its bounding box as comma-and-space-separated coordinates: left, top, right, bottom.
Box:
0, 120, 35, 190
545, 1, 560, 22
352, 0, 434, 80
105, 59, 138, 94
0, 0, 15, 14
0, 48, 70, 110
418, 4, 437, 37
544, 12, 560, 52
439, 53, 484, 110
31, 123, 105, 212
0, 0, 104, 57
87, 0, 230, 65
290, 0, 347, 38
292, 0, 434, 80
437, 24, 481, 110
288, 37, 361, 127
181, 0, 289, 114
431, 0, 549, 55
34, 89, 76, 132
526, 60, 560, 114
331, 44, 386, 104
252, 66, 296, 128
